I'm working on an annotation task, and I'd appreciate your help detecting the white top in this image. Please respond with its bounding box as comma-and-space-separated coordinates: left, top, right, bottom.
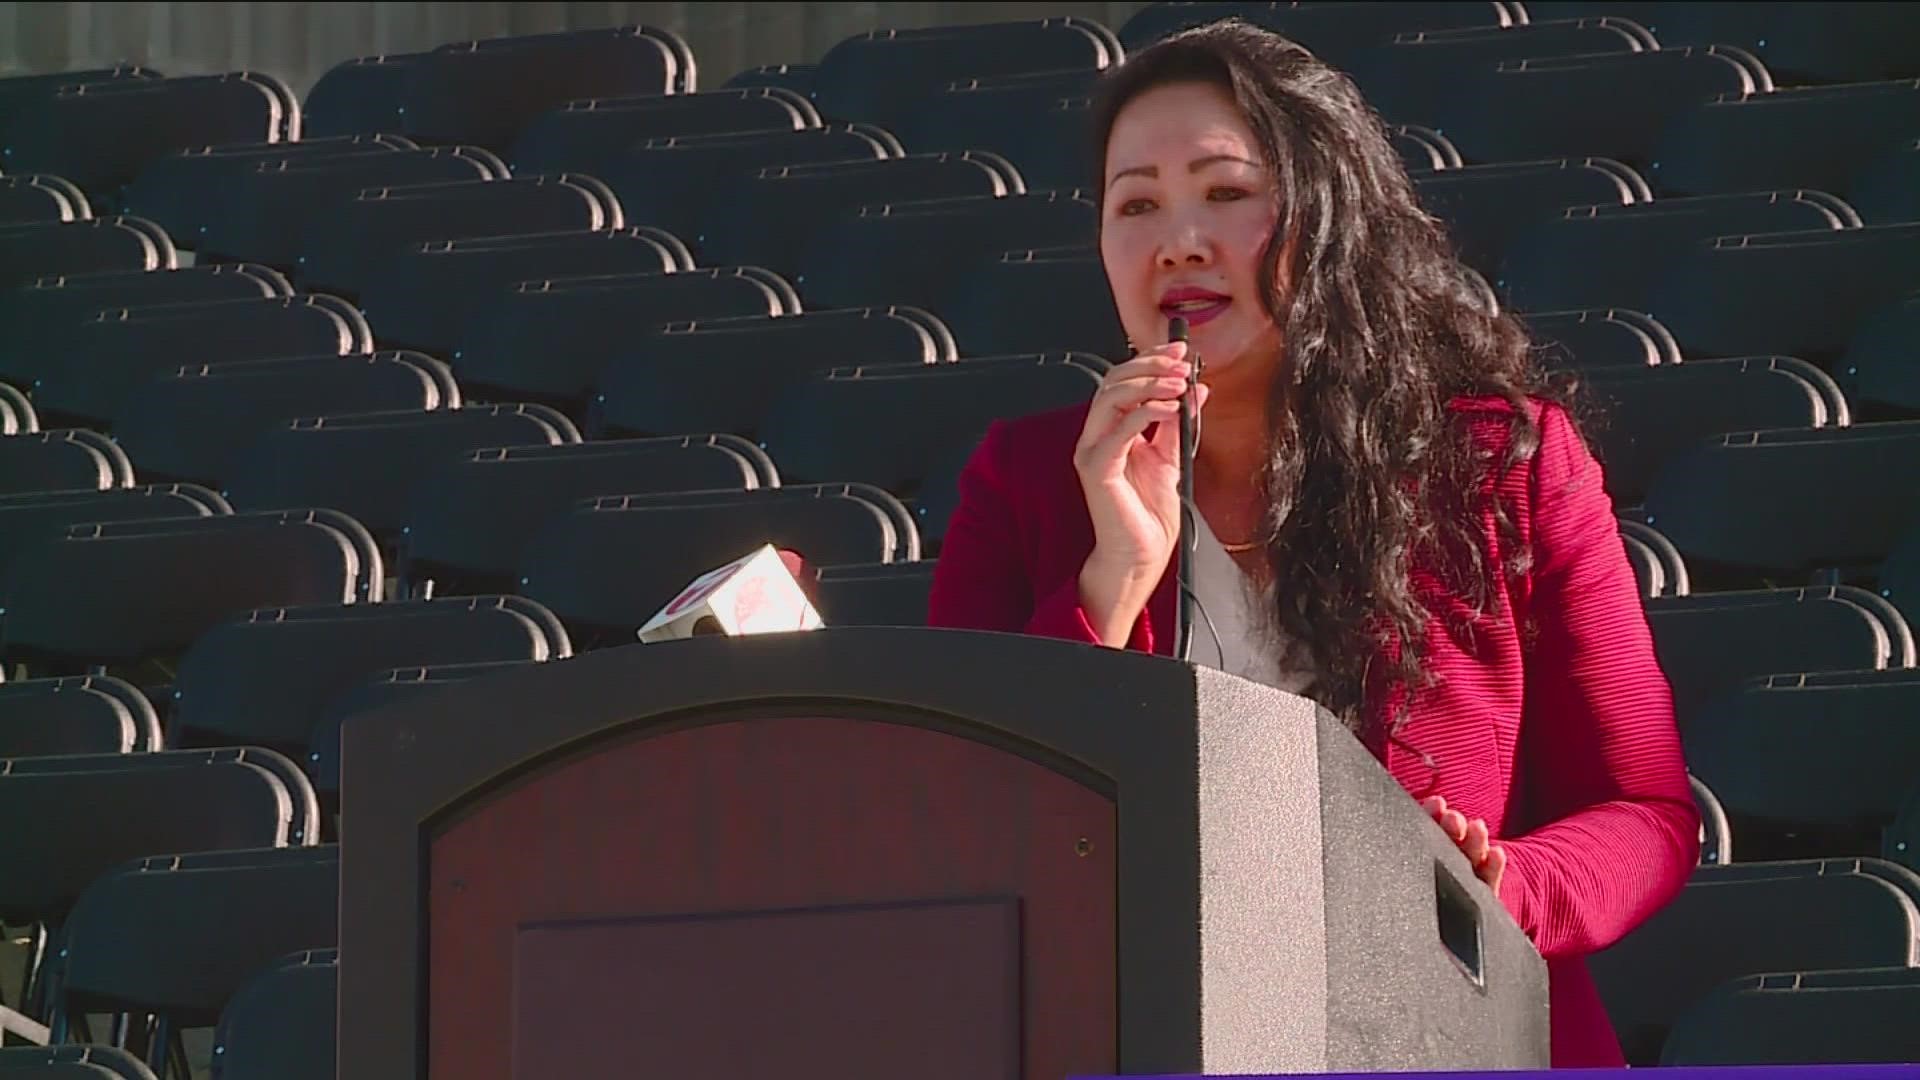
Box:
1188, 514, 1317, 696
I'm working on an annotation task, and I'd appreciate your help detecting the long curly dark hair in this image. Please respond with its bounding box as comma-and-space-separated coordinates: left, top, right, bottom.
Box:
1091, 20, 1581, 741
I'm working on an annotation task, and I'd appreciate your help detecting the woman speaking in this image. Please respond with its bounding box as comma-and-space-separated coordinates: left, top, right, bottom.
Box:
928, 20, 1699, 1068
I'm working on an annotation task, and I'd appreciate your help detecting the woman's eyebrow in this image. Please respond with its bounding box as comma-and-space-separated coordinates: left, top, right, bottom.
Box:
1108, 153, 1259, 184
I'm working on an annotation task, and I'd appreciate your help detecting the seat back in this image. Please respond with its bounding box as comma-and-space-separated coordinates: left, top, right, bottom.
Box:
813, 561, 937, 628
0, 218, 173, 290
1414, 158, 1648, 276
121, 134, 419, 242
0, 430, 134, 496
211, 949, 337, 1080
303, 53, 430, 138
0, 485, 227, 583
944, 248, 1126, 358
0, 1045, 158, 1080
1120, 1, 1514, 60
0, 676, 159, 758
1662, 965, 1920, 1065
510, 88, 819, 174
307, 662, 534, 803
1653, 80, 1920, 199
813, 18, 1116, 128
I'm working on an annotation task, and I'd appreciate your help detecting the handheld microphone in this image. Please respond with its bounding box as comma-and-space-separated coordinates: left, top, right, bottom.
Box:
1171, 316, 1200, 663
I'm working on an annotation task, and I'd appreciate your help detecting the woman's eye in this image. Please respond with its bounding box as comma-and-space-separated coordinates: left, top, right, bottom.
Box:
1208, 186, 1250, 203
1118, 198, 1155, 216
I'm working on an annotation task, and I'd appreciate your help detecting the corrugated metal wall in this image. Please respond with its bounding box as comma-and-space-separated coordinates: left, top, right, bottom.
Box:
0, 2, 1151, 97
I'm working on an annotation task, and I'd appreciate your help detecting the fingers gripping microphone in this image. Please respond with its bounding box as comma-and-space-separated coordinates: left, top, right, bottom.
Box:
1171, 316, 1201, 663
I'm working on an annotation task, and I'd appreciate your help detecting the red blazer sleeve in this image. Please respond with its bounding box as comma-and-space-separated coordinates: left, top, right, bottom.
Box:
1499, 404, 1701, 959
927, 420, 1155, 652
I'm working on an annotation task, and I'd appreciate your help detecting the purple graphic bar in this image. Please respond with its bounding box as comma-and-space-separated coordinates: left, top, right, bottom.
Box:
1075, 1060, 1920, 1068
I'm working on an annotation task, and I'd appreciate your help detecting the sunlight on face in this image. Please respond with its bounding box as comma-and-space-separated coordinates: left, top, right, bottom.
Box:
1099, 81, 1285, 381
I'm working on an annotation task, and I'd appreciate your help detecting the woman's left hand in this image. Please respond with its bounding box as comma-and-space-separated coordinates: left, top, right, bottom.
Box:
1421, 795, 1507, 900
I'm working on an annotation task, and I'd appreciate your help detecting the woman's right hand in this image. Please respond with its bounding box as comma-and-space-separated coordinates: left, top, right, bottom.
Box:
1072, 340, 1209, 646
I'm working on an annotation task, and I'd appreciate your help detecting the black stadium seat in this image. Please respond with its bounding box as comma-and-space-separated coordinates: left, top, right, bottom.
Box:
1500, 191, 1857, 314
1646, 586, 1914, 727
1120, 1, 1514, 62
0, 1045, 159, 1079
1643, 421, 1920, 576
356, 227, 689, 357
1692, 774, 1733, 866
0, 264, 291, 378
457, 271, 801, 404
1845, 295, 1920, 414
1583, 357, 1845, 506
0, 485, 228, 584
811, 18, 1116, 128
594, 308, 949, 437
169, 598, 568, 761
1652, 80, 1920, 202
112, 351, 457, 485
595, 126, 901, 244
0, 174, 90, 226
306, 661, 533, 805
1662, 966, 1920, 1066
510, 87, 821, 174
1527, 2, 1920, 84
1414, 158, 1649, 278
0, 430, 134, 496
0, 510, 381, 669
1620, 519, 1692, 598
0, 66, 160, 143
723, 63, 816, 96
294, 176, 625, 296
903, 68, 1100, 159
53, 845, 338, 1068
519, 484, 916, 642
1850, 138, 1920, 226
1523, 308, 1677, 369
0, 676, 161, 758
212, 949, 337, 1080
121, 133, 419, 243
0, 382, 36, 434
0, 217, 175, 290
0, 749, 312, 926
222, 405, 582, 541
404, 436, 770, 594
299, 53, 429, 138
26, 295, 374, 427
696, 154, 1022, 276
758, 355, 1105, 496
812, 561, 938, 628
1590, 859, 1920, 1064
943, 247, 1127, 359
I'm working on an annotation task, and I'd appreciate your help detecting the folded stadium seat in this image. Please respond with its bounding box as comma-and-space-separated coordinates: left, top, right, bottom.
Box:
1663, 966, 1920, 1065
52, 846, 338, 1074
723, 63, 817, 96
0, 676, 161, 758
1882, 527, 1920, 628
518, 484, 915, 645
1588, 860, 1920, 1064
196, 147, 507, 269
1644, 421, 1920, 578
0, 749, 311, 929
354, 228, 689, 357
810, 18, 1117, 129
0, 486, 228, 585
1522, 308, 1675, 369
1688, 668, 1920, 861
1434, 48, 1767, 169
0, 217, 175, 289
300, 53, 429, 138
306, 661, 532, 807
0, 264, 292, 376
2, 74, 292, 201
594, 125, 901, 243
120, 134, 419, 243
1649, 224, 1920, 364
1534, 2, 1920, 84
1891, 781, 1920, 873
1500, 192, 1858, 315
797, 191, 1096, 312
901, 69, 1100, 160
0, 174, 91, 225
943, 247, 1127, 359
592, 308, 948, 438
403, 436, 771, 596
1119, 1, 1515, 62
1620, 519, 1692, 597
1391, 125, 1463, 173
0, 510, 381, 673
1413, 159, 1647, 279
111, 352, 457, 486
397, 27, 682, 152
1583, 358, 1846, 506
456, 271, 804, 405
1346, 17, 1655, 131
510, 87, 821, 175
292, 175, 624, 298
1646, 586, 1912, 728
812, 561, 937, 628
1621, 531, 1666, 598
1849, 139, 1920, 226
26, 294, 374, 428
222, 405, 581, 544
0, 384, 35, 434
168, 598, 568, 766
0, 1045, 159, 1079
0, 65, 160, 139
758, 356, 1106, 500
694, 153, 1021, 276
1692, 774, 1733, 867
1652, 81, 1920, 203
210, 949, 335, 1080
0, 430, 133, 496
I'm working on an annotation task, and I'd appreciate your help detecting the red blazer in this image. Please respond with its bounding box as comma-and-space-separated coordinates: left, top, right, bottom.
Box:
928, 395, 1700, 1067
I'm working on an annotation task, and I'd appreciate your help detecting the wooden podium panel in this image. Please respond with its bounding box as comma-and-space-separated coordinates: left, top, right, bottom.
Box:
426, 713, 1117, 1079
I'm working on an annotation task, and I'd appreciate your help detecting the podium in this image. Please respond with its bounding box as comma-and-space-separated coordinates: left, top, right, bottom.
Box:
336, 628, 1548, 1078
